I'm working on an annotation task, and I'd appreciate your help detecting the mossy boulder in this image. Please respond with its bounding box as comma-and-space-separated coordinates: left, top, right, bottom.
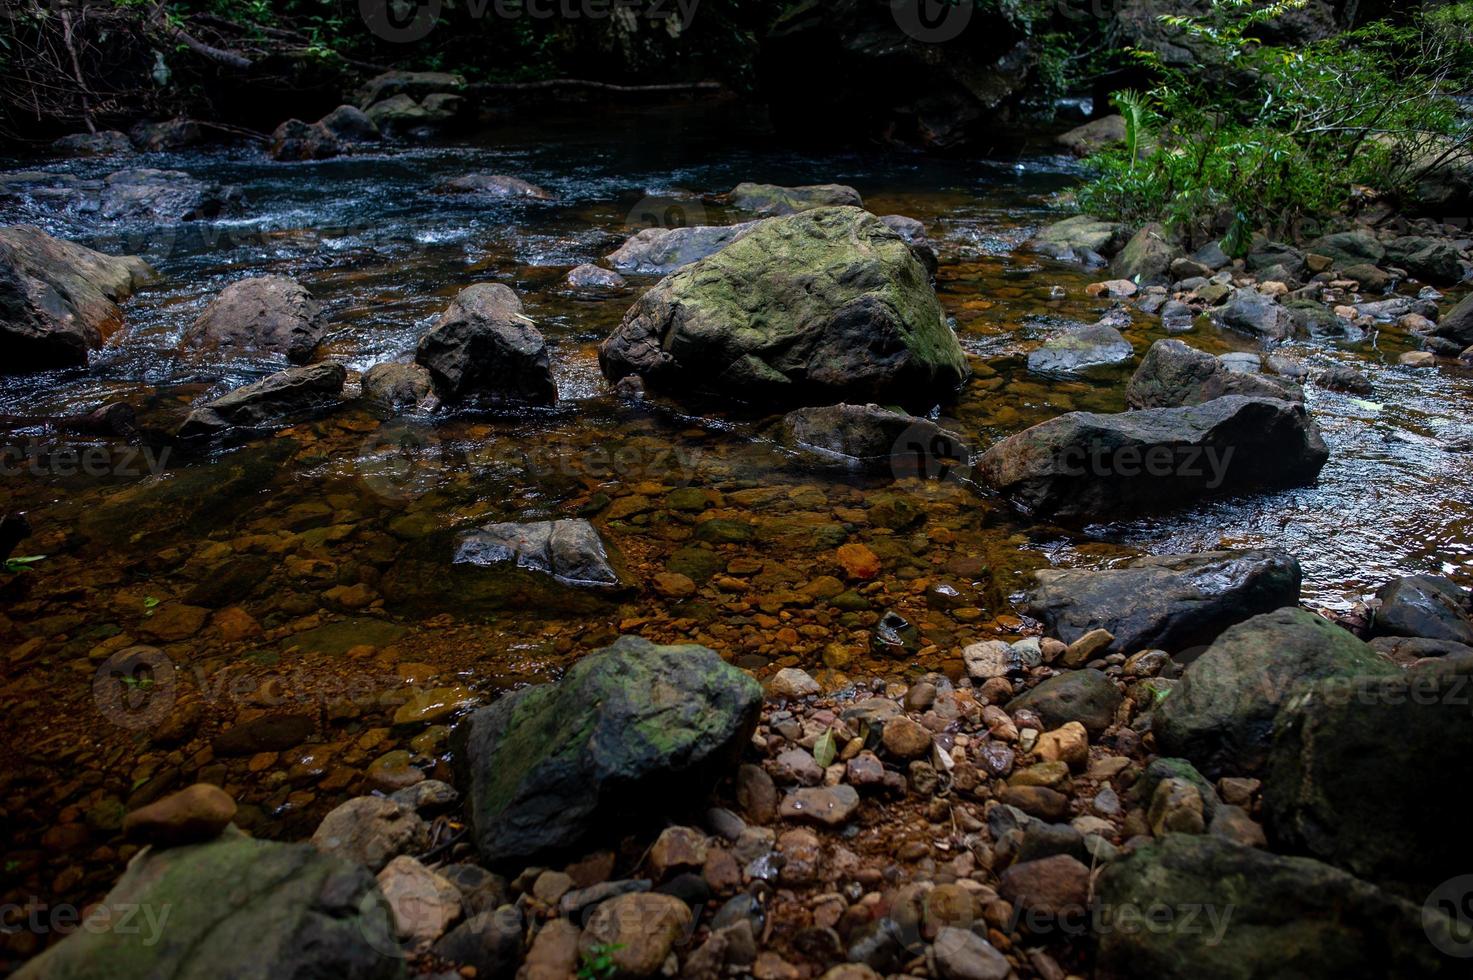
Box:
1096, 835, 1454, 979
599, 207, 968, 409
452, 635, 762, 863
14, 833, 403, 979
1154, 607, 1397, 777
1265, 656, 1473, 894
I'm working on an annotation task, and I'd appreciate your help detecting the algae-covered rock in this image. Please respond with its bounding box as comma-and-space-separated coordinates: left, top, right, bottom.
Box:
14, 833, 404, 979
600, 207, 967, 408
453, 635, 761, 862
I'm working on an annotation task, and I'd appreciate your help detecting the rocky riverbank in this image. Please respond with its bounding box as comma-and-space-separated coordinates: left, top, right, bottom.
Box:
3, 105, 1473, 978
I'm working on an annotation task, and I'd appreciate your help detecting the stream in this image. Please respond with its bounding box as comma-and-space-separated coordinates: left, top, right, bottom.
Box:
2, 100, 1471, 928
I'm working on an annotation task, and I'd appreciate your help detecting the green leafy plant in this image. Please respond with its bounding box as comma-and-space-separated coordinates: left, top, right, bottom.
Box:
577, 943, 625, 980
3, 554, 46, 573
1077, 1, 1473, 243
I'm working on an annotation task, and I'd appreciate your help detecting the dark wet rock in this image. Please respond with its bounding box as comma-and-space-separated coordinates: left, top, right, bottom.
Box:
0, 224, 153, 373
453, 519, 626, 590
1285, 299, 1356, 338
1314, 362, 1372, 396
122, 783, 237, 847
1126, 339, 1304, 408
1384, 235, 1465, 284
52, 130, 134, 157
453, 635, 761, 862
432, 906, 524, 979
1031, 215, 1128, 263
362, 362, 435, 414
1369, 634, 1473, 662
565, 263, 627, 293
318, 104, 381, 142
1340, 263, 1391, 292
99, 168, 241, 221
1429, 290, 1473, 349
1027, 319, 1133, 375
1154, 607, 1397, 776
727, 182, 862, 216
1056, 115, 1125, 155
128, 117, 202, 150
414, 283, 556, 405
364, 92, 462, 135
1214, 287, 1295, 339
878, 214, 939, 276
1373, 574, 1473, 644
1266, 656, 1473, 893
777, 403, 969, 475
178, 362, 347, 439
12, 833, 404, 980
976, 396, 1329, 521
440, 174, 552, 199
1245, 241, 1305, 278
600, 207, 967, 408
182, 275, 325, 364
605, 221, 762, 275
1308, 229, 1385, 267
1110, 223, 1180, 285
213, 713, 316, 755
269, 119, 341, 161
1096, 835, 1451, 980
1025, 549, 1303, 656
1007, 669, 1120, 735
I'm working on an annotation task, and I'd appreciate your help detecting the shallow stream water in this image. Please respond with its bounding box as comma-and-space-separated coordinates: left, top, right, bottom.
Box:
1, 101, 1470, 944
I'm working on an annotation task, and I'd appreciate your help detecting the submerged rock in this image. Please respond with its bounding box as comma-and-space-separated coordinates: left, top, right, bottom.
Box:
453, 519, 625, 590
1126, 339, 1303, 408
452, 635, 761, 862
1026, 319, 1133, 375
976, 396, 1328, 521
726, 182, 862, 216
600, 207, 968, 407
1096, 835, 1451, 980
361, 361, 435, 414
1024, 549, 1303, 655
0, 224, 153, 373
776, 403, 969, 474
98, 168, 241, 221
12, 833, 404, 980
440, 174, 552, 199
1266, 656, 1473, 893
605, 221, 762, 276
415, 283, 556, 404
1154, 607, 1397, 776
565, 263, 627, 293
181, 275, 325, 364
178, 362, 347, 439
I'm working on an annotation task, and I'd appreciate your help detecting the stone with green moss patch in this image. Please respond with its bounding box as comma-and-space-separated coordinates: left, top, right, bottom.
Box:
452, 635, 761, 863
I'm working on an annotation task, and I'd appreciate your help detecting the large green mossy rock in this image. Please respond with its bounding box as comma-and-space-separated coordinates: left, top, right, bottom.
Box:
1154, 607, 1396, 777
453, 635, 762, 863
14, 833, 403, 980
1265, 655, 1473, 895
599, 206, 967, 408
1096, 835, 1455, 979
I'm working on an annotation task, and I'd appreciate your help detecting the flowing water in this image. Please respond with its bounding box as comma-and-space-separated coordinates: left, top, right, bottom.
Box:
1, 101, 1471, 944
